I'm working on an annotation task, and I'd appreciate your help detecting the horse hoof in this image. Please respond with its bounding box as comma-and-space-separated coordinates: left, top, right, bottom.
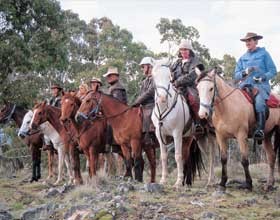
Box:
29, 177, 38, 183
238, 182, 252, 191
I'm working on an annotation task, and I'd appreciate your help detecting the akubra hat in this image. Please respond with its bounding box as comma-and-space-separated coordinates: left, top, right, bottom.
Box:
51, 84, 62, 90
103, 67, 119, 77
90, 77, 102, 85
240, 32, 263, 41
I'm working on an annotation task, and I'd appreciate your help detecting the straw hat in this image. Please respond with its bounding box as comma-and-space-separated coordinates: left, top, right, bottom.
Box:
103, 67, 119, 77
240, 32, 263, 41
90, 77, 102, 85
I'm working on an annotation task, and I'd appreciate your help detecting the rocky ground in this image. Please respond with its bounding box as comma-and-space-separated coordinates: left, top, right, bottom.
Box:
0, 162, 280, 220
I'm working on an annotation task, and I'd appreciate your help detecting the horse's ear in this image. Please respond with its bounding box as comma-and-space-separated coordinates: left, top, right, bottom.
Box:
195, 67, 202, 77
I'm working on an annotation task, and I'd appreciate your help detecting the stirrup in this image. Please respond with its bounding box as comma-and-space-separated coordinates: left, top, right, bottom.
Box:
193, 124, 204, 135
253, 130, 264, 141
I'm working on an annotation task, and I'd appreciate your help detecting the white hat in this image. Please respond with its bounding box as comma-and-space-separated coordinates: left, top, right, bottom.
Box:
139, 57, 154, 66
179, 39, 193, 51
103, 67, 119, 77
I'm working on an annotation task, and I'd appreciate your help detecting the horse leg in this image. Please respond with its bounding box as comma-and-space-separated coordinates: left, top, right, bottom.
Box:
156, 130, 168, 185
120, 144, 133, 178
263, 136, 276, 191
54, 147, 64, 185
64, 149, 74, 184
237, 133, 252, 191
216, 134, 228, 190
70, 145, 83, 185
207, 135, 216, 187
89, 147, 98, 177
143, 144, 156, 183
47, 150, 55, 180
173, 134, 184, 188
131, 138, 143, 182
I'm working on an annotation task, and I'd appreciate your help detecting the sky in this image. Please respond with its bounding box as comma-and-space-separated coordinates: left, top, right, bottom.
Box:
59, 0, 280, 69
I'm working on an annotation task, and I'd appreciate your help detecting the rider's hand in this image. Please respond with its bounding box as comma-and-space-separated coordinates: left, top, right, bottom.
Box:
253, 76, 263, 83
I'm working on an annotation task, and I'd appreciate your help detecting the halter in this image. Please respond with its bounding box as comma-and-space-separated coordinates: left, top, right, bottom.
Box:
0, 104, 16, 123
197, 72, 238, 116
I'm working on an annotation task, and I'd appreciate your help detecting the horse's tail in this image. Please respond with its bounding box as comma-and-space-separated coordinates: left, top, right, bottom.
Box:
183, 137, 204, 186
274, 127, 280, 175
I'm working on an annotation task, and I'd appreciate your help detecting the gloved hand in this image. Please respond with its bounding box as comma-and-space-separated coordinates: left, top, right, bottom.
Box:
242, 67, 256, 77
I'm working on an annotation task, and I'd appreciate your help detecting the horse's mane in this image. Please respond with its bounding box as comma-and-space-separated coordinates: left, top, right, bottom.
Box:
62, 93, 81, 106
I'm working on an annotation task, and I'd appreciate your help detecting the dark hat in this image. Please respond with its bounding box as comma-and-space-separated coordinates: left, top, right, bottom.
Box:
51, 84, 62, 90
240, 32, 263, 41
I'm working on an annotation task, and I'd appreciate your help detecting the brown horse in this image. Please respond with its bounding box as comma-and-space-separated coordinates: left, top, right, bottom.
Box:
196, 68, 280, 191
31, 102, 83, 185
0, 102, 51, 182
60, 92, 109, 178
76, 91, 157, 182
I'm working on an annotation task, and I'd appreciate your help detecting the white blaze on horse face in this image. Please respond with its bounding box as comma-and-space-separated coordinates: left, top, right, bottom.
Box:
30, 109, 38, 129
197, 80, 214, 119
19, 111, 34, 136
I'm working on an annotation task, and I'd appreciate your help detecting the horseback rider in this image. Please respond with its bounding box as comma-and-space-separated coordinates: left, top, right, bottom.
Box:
234, 32, 277, 141
49, 84, 63, 108
103, 67, 127, 152
90, 77, 103, 92
77, 83, 89, 101
132, 57, 156, 145
170, 39, 204, 135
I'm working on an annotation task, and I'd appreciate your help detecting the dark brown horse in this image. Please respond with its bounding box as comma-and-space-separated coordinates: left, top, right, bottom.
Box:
60, 92, 108, 178
31, 102, 83, 184
0, 102, 48, 182
76, 91, 157, 182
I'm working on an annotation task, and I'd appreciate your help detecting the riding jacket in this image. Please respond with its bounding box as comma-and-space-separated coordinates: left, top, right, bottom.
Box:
108, 81, 127, 104
134, 75, 155, 107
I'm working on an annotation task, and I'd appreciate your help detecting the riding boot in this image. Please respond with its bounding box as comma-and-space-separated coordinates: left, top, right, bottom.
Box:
36, 161, 41, 180
253, 112, 265, 141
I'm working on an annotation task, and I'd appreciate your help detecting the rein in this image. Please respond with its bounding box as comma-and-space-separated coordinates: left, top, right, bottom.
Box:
198, 74, 238, 115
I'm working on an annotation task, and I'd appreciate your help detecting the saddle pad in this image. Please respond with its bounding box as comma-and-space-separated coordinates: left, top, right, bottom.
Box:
241, 90, 280, 108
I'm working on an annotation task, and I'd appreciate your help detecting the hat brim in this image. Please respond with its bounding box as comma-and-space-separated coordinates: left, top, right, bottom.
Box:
102, 72, 119, 77
240, 35, 263, 41
51, 86, 62, 90
90, 80, 102, 85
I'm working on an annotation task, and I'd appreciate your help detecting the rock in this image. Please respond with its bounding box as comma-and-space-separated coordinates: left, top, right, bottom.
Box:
117, 182, 134, 193
59, 184, 75, 194
200, 211, 219, 220
0, 210, 13, 220
245, 198, 257, 206
21, 203, 58, 220
0, 203, 7, 211
64, 205, 91, 219
94, 209, 113, 220
144, 183, 163, 193
66, 210, 91, 220
97, 192, 113, 202
46, 187, 60, 198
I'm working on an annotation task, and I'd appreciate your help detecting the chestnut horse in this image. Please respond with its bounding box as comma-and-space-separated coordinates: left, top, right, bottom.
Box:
76, 91, 157, 182
31, 102, 83, 185
196, 68, 280, 191
60, 92, 108, 178
0, 102, 55, 182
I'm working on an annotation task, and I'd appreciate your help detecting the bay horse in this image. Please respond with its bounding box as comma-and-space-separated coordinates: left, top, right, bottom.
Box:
0, 102, 55, 182
60, 92, 108, 178
31, 102, 83, 185
75, 91, 157, 183
19, 111, 74, 185
151, 60, 212, 188
196, 68, 280, 191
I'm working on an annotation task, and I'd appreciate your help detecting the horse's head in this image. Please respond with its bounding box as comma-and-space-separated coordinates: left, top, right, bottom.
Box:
18, 111, 34, 138
75, 91, 101, 123
152, 59, 173, 105
31, 101, 48, 129
195, 68, 217, 119
0, 101, 15, 123
60, 92, 81, 123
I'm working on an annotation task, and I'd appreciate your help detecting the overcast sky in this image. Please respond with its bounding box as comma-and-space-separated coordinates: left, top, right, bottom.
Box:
59, 0, 280, 69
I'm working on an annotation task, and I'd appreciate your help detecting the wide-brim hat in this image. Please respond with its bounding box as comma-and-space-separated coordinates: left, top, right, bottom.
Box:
103, 67, 119, 77
178, 39, 193, 51
90, 77, 102, 85
51, 84, 62, 90
240, 32, 263, 41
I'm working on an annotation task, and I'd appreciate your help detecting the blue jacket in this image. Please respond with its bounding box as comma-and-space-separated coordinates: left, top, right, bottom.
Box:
234, 47, 277, 98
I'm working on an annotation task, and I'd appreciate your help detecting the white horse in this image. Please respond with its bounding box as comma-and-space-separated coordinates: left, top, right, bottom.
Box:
151, 59, 217, 187
18, 111, 74, 185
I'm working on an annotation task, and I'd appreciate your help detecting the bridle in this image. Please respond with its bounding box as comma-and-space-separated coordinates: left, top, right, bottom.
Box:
0, 104, 16, 123
197, 72, 238, 116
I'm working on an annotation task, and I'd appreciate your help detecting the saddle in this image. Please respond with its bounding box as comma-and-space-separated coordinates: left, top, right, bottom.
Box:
241, 88, 280, 108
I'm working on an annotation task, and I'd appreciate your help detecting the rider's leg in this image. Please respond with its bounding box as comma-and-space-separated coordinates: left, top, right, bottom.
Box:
253, 93, 266, 141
